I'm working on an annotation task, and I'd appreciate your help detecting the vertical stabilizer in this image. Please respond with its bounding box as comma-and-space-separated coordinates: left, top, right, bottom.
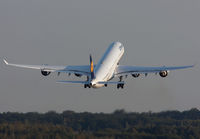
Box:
90, 54, 95, 79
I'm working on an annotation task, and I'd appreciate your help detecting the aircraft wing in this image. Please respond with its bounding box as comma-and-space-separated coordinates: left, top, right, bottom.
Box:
3, 59, 91, 76
115, 65, 194, 76
55, 65, 91, 76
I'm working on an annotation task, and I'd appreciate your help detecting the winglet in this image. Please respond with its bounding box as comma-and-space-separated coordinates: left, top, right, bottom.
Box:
193, 61, 198, 68
3, 58, 9, 65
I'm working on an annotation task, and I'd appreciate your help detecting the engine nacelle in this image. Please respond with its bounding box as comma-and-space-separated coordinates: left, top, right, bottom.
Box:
74, 73, 82, 77
41, 70, 51, 76
132, 74, 140, 78
159, 71, 168, 78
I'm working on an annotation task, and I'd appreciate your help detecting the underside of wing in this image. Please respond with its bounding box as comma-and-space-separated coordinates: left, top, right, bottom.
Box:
115, 65, 194, 77
3, 59, 91, 76
56, 65, 92, 76
3, 59, 65, 71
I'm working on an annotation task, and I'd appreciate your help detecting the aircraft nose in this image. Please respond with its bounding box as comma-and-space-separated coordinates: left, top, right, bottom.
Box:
115, 41, 122, 46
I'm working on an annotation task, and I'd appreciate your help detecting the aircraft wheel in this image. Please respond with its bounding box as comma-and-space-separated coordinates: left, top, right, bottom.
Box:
84, 84, 91, 88
117, 84, 124, 89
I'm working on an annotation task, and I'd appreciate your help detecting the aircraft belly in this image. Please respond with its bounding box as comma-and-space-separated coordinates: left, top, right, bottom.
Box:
93, 42, 124, 87
96, 50, 123, 79
92, 84, 104, 88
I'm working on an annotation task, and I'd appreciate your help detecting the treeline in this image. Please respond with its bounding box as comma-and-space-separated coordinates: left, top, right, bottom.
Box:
0, 108, 200, 139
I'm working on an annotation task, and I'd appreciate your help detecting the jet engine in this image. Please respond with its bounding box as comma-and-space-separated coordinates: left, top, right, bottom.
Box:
74, 73, 82, 77
132, 74, 140, 78
159, 71, 168, 77
41, 70, 51, 76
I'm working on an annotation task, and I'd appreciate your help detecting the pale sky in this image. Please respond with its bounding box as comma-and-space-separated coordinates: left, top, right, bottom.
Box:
0, 0, 200, 113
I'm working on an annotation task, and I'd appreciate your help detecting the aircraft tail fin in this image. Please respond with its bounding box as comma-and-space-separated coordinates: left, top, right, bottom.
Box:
90, 54, 95, 79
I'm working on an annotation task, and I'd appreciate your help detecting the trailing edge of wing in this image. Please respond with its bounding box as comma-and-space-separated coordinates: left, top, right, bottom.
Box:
3, 58, 65, 71
115, 65, 195, 76
3, 59, 41, 69
56, 69, 90, 76
2, 58, 91, 76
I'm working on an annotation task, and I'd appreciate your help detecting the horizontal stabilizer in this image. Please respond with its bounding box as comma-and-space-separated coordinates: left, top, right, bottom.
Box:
57, 81, 125, 85
57, 80, 89, 84
97, 81, 125, 84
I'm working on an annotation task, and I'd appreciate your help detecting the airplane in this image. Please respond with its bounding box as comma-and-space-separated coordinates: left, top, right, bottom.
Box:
3, 42, 194, 89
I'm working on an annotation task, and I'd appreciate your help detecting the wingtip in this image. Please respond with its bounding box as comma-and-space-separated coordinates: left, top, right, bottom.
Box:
193, 62, 198, 67
56, 80, 64, 83
3, 58, 8, 65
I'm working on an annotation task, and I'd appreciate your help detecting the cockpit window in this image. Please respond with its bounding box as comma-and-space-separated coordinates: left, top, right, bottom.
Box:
119, 45, 123, 51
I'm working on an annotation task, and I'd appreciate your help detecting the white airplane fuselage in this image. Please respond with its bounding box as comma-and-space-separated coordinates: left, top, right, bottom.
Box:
91, 42, 124, 88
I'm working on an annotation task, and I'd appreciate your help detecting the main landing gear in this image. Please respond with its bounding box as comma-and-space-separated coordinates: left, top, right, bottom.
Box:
117, 83, 124, 89
84, 84, 91, 88
117, 76, 124, 89
84, 76, 91, 88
